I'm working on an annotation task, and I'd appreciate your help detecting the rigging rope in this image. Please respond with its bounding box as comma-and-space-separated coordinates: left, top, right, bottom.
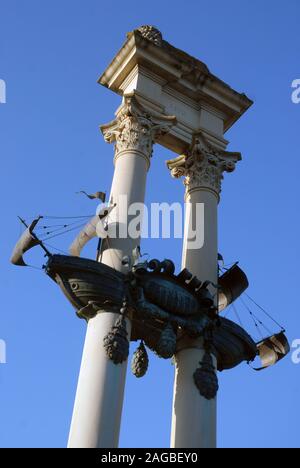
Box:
41, 222, 88, 242
36, 224, 69, 230
43, 215, 93, 220
42, 242, 70, 256
218, 263, 284, 337
238, 297, 270, 339
36, 219, 89, 237
244, 293, 285, 331
23, 214, 93, 222
40, 225, 70, 236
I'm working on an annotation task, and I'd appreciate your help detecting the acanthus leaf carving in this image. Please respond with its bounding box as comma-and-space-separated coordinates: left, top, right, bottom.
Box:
101, 94, 176, 162
167, 132, 241, 197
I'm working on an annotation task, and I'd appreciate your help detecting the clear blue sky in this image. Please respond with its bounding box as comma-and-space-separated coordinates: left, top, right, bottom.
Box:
1, 0, 299, 448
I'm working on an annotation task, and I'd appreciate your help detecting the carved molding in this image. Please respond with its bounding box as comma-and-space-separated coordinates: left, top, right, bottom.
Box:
167, 132, 241, 197
101, 94, 176, 164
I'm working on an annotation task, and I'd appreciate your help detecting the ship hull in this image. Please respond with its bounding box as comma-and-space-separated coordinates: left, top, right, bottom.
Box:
45, 254, 257, 370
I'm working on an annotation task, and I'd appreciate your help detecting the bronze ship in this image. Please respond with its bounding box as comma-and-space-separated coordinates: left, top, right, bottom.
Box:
10, 211, 290, 395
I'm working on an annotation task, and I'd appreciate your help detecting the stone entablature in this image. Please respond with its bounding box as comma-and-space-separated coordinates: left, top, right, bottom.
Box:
98, 26, 253, 155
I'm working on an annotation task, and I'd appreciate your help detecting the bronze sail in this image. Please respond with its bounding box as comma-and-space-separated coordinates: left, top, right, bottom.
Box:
69, 215, 100, 257
69, 204, 116, 257
218, 264, 249, 312
10, 217, 42, 267
254, 331, 290, 371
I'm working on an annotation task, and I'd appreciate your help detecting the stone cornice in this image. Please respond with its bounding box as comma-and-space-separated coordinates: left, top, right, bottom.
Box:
101, 93, 176, 166
98, 26, 253, 133
167, 131, 241, 198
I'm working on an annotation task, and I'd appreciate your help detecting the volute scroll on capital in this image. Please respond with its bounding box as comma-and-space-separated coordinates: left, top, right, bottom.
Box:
167, 133, 242, 198
100, 94, 177, 163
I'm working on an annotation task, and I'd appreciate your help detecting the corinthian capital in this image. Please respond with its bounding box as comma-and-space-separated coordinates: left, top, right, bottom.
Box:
167, 132, 241, 198
101, 94, 176, 165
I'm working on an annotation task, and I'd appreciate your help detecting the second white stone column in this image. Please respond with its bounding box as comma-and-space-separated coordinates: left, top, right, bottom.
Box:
169, 135, 240, 448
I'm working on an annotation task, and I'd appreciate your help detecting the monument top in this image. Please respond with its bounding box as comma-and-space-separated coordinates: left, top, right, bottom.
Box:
98, 26, 253, 153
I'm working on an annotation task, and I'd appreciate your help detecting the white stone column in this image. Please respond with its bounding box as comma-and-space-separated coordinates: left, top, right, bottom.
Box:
68, 94, 175, 448
169, 134, 240, 449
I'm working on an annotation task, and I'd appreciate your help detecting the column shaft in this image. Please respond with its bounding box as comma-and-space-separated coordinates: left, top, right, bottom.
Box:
68, 103, 150, 449
68, 313, 131, 448
171, 189, 218, 449
68, 153, 147, 448
68, 94, 175, 448
169, 134, 240, 449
